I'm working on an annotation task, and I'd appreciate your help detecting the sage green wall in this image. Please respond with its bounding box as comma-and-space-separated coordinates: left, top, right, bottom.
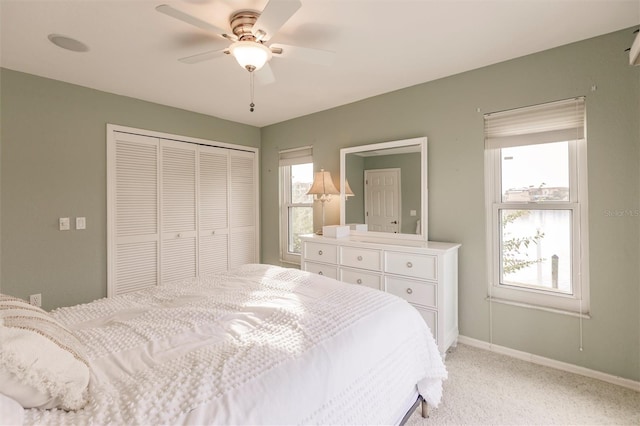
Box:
260, 28, 640, 381
0, 68, 260, 310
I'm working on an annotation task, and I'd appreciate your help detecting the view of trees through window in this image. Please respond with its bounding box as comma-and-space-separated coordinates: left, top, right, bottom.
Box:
287, 163, 314, 254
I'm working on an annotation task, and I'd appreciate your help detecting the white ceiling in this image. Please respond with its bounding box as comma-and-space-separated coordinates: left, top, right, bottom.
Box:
1, 0, 638, 127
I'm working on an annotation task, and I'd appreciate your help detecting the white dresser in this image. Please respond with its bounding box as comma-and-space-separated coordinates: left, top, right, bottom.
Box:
300, 234, 460, 355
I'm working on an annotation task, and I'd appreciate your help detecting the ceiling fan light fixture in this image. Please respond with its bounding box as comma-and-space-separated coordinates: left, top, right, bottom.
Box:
229, 41, 272, 71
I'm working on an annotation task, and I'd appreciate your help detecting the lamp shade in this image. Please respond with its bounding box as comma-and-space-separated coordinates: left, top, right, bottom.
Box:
343, 179, 355, 197
306, 169, 340, 196
229, 40, 272, 71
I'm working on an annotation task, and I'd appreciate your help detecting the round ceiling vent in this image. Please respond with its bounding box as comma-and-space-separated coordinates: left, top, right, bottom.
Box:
47, 34, 89, 52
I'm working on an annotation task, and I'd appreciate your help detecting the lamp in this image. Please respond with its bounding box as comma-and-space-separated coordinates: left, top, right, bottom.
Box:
229, 40, 272, 72
306, 169, 340, 234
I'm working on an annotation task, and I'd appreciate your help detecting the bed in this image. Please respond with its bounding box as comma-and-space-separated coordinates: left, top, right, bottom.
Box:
1, 264, 447, 425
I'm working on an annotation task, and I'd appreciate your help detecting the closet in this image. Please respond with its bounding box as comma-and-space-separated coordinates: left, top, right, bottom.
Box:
107, 125, 259, 297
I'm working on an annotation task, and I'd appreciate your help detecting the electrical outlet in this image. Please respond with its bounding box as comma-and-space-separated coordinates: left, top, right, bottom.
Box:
30, 293, 42, 307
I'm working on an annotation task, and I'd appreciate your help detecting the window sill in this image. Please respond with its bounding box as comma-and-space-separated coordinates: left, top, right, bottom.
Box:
486, 296, 591, 319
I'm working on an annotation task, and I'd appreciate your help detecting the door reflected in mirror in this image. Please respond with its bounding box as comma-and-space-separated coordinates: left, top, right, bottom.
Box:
340, 137, 427, 241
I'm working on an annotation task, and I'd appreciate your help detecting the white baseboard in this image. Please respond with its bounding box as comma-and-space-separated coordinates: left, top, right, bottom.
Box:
457, 335, 640, 392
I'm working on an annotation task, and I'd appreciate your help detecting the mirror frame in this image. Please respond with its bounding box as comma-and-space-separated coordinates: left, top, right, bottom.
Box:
340, 136, 428, 241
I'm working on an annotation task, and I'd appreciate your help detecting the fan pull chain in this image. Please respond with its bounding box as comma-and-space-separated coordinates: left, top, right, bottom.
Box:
249, 71, 255, 112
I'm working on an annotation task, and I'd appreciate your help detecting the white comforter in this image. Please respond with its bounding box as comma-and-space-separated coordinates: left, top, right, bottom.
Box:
25, 264, 446, 425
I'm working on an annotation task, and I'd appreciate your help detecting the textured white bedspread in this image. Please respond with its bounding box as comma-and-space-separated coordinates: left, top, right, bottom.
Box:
25, 264, 446, 425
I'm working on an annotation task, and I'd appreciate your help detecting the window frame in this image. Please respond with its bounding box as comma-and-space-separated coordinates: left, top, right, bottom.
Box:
278, 148, 313, 265
484, 100, 590, 315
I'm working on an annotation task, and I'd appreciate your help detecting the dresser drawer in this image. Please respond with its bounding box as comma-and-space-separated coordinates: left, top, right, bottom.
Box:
304, 242, 338, 265
340, 246, 382, 271
385, 277, 437, 308
340, 268, 382, 290
384, 251, 437, 280
303, 262, 338, 280
413, 306, 437, 342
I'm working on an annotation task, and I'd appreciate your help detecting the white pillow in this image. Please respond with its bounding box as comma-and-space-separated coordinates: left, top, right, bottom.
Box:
0, 294, 90, 410
0, 393, 24, 425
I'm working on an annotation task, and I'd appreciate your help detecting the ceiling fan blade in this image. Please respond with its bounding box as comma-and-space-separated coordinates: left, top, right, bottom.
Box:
270, 43, 335, 66
255, 63, 276, 85
178, 48, 227, 64
252, 0, 302, 41
156, 4, 229, 37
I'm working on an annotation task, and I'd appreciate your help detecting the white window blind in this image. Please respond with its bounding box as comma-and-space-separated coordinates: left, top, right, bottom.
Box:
485, 97, 585, 149
279, 146, 313, 167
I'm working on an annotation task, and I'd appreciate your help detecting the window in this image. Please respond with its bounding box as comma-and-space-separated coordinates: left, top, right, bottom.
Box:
484, 97, 589, 314
279, 147, 314, 264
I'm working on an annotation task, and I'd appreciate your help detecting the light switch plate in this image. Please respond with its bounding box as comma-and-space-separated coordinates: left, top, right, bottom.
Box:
59, 217, 70, 231
76, 217, 86, 230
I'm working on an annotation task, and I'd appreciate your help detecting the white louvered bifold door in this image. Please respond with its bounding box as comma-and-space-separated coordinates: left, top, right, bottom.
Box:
111, 132, 160, 296
229, 150, 258, 268
199, 146, 229, 275
161, 140, 197, 284
109, 125, 259, 297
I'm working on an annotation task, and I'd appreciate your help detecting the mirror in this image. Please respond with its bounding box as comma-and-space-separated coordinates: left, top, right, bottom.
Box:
340, 137, 428, 241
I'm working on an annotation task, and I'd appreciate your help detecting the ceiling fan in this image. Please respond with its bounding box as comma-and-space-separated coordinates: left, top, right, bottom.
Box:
156, 0, 333, 111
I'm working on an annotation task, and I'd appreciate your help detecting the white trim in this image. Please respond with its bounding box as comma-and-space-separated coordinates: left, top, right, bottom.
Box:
457, 335, 640, 392
630, 28, 640, 65
485, 297, 591, 319
108, 124, 258, 154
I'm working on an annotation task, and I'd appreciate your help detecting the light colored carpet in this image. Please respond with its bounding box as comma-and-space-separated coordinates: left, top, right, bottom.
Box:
407, 343, 640, 425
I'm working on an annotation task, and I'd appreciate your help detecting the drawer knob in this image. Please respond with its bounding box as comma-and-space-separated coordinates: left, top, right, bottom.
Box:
318, 271, 324, 276
177, 233, 182, 238
357, 255, 363, 261
406, 261, 413, 268
357, 278, 363, 284
318, 250, 323, 255
406, 287, 413, 295
211, 230, 216, 235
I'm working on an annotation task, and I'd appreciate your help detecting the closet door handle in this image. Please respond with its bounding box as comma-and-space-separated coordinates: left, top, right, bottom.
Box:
357, 279, 363, 284
318, 250, 323, 255
357, 256, 363, 261
318, 271, 324, 276
406, 262, 413, 268
406, 288, 413, 295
